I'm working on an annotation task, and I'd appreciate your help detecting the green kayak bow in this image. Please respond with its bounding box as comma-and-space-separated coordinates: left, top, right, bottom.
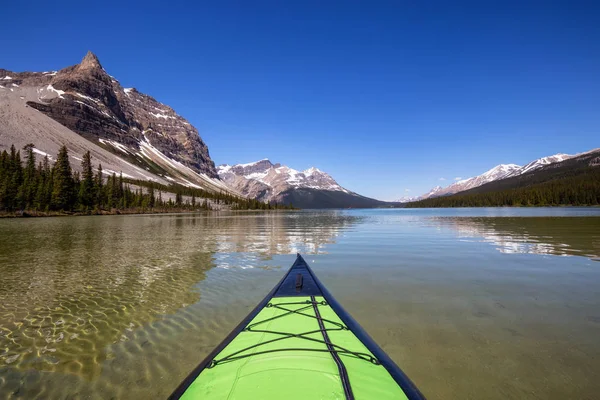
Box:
169, 254, 425, 400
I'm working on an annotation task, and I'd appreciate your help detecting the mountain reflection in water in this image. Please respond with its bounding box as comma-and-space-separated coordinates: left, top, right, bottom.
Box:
431, 216, 600, 259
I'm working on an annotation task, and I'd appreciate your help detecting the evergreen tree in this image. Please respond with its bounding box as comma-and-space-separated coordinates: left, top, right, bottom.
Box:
148, 184, 155, 208
22, 144, 37, 208
34, 160, 45, 210
107, 173, 117, 208
51, 145, 74, 211
38, 156, 53, 211
95, 164, 104, 207
79, 151, 94, 210
5, 145, 23, 210
117, 173, 124, 207
73, 171, 81, 208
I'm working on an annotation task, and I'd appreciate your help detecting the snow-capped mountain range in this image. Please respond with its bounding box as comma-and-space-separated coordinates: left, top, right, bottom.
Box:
408, 153, 576, 202
218, 159, 397, 208
217, 159, 351, 203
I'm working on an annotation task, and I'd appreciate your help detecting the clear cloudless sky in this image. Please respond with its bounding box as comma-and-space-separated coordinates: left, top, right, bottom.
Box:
2, 1, 599, 200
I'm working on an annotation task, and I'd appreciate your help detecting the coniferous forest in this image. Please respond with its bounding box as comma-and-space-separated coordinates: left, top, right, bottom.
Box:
0, 144, 294, 215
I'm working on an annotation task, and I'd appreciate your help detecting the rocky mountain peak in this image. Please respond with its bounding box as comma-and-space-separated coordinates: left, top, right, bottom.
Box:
6, 51, 219, 182
239, 158, 274, 170
44, 51, 127, 125
304, 167, 322, 176
78, 51, 103, 71
219, 159, 277, 176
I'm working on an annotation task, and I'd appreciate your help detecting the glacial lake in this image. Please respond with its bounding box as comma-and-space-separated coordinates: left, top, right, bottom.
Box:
0, 208, 599, 399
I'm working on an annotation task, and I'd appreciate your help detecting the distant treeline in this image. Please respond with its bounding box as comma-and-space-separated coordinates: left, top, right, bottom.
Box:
406, 167, 600, 207
120, 177, 293, 211
0, 144, 293, 214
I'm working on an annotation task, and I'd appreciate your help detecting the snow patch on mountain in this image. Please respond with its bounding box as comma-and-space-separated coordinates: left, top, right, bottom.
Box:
75, 92, 100, 103
395, 195, 419, 203
46, 84, 65, 99
237, 159, 270, 168
32, 148, 53, 160
510, 154, 571, 176
98, 138, 132, 155
423, 185, 443, 198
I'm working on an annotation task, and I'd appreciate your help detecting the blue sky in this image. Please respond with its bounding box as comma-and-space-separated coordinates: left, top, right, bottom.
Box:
2, 1, 599, 200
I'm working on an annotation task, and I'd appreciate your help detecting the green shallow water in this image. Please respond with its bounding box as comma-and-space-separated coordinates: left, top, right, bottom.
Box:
0, 208, 599, 399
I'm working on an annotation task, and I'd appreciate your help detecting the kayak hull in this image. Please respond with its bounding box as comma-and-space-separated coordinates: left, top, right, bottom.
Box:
169, 254, 425, 400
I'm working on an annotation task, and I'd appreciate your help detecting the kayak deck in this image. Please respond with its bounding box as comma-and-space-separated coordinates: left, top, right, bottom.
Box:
170, 255, 424, 399
180, 296, 407, 399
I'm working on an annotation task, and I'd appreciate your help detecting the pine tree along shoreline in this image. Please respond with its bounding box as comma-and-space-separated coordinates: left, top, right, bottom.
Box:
0, 144, 295, 217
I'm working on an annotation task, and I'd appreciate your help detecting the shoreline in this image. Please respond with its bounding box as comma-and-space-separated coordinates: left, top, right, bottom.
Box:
0, 208, 298, 219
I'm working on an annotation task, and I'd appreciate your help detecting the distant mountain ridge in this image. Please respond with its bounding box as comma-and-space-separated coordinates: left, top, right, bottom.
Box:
394, 195, 418, 203
413, 152, 578, 201
218, 159, 390, 208
406, 148, 600, 207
